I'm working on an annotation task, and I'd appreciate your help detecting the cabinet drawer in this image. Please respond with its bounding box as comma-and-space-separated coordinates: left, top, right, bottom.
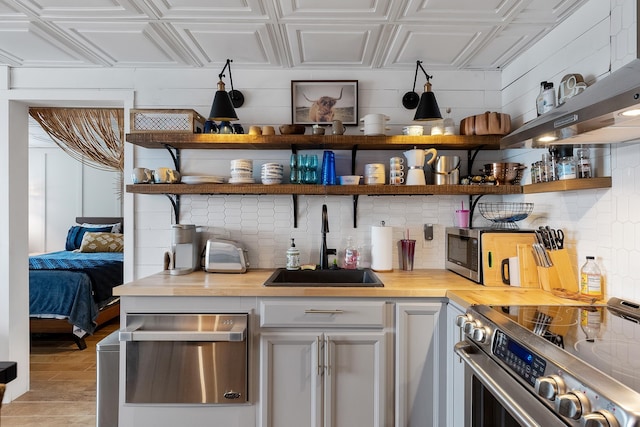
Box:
260, 299, 387, 328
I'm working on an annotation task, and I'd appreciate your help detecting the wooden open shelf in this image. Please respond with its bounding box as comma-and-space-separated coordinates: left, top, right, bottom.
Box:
523, 177, 611, 194
126, 183, 523, 196
126, 133, 502, 151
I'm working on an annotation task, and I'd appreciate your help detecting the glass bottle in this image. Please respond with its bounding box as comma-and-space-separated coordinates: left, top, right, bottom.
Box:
576, 147, 591, 178
286, 238, 300, 270
343, 236, 359, 270
580, 256, 602, 298
541, 82, 556, 114
443, 107, 455, 135
556, 146, 576, 180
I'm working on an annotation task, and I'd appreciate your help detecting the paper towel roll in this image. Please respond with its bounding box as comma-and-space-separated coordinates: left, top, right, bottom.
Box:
371, 225, 393, 271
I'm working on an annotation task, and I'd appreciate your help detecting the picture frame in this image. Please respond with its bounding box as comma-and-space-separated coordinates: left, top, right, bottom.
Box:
291, 80, 358, 126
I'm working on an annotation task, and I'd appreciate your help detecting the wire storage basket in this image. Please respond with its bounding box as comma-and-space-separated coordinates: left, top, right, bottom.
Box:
477, 202, 534, 229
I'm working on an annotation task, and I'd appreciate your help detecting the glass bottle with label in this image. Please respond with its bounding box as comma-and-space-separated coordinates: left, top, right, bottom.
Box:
541, 82, 556, 114
580, 256, 602, 299
556, 146, 576, 180
343, 236, 359, 270
576, 147, 591, 178
286, 238, 300, 270
536, 81, 547, 116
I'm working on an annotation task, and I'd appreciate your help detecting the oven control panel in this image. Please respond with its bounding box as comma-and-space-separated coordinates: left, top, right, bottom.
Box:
492, 330, 546, 387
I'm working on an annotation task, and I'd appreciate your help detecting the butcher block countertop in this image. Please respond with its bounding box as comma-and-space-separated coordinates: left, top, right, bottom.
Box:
114, 269, 588, 307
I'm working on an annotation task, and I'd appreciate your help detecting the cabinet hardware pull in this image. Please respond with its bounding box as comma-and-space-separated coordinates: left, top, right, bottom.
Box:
325, 336, 331, 376
317, 335, 323, 376
304, 309, 344, 314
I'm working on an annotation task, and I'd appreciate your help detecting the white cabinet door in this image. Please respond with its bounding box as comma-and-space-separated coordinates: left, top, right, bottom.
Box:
324, 331, 386, 427
259, 330, 386, 427
259, 332, 322, 427
395, 302, 445, 427
446, 301, 466, 427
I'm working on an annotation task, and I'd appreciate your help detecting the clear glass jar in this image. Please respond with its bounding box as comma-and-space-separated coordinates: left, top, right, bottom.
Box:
557, 155, 576, 180
536, 81, 547, 116
443, 108, 455, 135
542, 152, 556, 182
576, 147, 591, 178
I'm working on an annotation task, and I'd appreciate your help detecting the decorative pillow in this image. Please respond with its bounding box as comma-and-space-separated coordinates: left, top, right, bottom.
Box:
79, 222, 122, 233
65, 225, 113, 251
78, 232, 124, 253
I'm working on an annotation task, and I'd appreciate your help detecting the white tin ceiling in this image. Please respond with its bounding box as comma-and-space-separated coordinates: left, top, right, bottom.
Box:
0, 0, 589, 70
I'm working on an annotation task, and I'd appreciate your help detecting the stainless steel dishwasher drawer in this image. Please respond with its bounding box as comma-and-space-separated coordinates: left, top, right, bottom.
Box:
120, 313, 248, 404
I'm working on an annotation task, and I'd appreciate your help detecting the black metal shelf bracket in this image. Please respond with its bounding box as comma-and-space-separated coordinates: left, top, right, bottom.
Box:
165, 194, 180, 224
162, 144, 181, 172
468, 194, 485, 228
467, 145, 485, 176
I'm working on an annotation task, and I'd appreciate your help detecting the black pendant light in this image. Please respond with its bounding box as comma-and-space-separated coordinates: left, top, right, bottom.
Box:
403, 60, 443, 121
209, 59, 243, 121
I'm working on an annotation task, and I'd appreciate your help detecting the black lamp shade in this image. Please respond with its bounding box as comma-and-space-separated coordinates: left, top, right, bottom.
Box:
209, 80, 238, 121
413, 82, 442, 121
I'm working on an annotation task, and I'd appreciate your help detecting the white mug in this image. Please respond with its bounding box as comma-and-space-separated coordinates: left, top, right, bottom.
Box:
390, 175, 404, 185
153, 167, 180, 183
132, 167, 153, 184
501, 256, 521, 286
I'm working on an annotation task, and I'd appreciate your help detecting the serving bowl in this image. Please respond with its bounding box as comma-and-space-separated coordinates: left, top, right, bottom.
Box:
339, 175, 362, 185
279, 124, 306, 135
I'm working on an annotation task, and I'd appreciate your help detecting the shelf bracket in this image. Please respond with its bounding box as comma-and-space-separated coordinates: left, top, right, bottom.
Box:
467, 145, 485, 176
292, 194, 298, 228
163, 144, 181, 172
351, 146, 358, 174
165, 194, 180, 224
468, 194, 485, 228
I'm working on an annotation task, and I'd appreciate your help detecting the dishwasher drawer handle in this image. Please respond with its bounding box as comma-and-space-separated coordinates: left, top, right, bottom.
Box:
304, 309, 344, 314
119, 326, 246, 342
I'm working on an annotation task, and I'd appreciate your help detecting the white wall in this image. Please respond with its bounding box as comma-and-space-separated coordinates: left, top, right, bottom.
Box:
501, 0, 640, 302
28, 142, 121, 253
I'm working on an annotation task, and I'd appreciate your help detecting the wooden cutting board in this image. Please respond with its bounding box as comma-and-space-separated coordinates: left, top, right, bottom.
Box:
482, 233, 537, 286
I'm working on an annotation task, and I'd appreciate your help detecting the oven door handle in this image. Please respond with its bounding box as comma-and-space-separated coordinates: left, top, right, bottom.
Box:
454, 341, 562, 427
119, 324, 247, 342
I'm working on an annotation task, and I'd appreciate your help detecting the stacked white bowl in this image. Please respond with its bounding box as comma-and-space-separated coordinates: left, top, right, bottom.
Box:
364, 163, 385, 185
261, 163, 284, 185
229, 159, 255, 184
360, 114, 390, 136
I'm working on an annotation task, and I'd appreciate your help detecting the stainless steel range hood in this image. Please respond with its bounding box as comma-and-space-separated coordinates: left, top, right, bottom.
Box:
501, 59, 640, 148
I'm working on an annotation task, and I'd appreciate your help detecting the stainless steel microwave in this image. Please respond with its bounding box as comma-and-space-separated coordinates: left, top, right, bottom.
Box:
445, 227, 536, 285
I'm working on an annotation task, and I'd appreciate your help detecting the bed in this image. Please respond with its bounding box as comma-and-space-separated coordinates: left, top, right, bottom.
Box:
29, 217, 124, 349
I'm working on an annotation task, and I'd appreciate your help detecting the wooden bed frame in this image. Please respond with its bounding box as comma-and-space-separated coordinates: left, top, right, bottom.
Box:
29, 216, 123, 350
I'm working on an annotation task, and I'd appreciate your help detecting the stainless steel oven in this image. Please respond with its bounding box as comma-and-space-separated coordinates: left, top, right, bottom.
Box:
454, 299, 640, 427
120, 313, 248, 404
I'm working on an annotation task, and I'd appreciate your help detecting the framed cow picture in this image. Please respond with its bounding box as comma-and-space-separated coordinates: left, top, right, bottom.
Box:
291, 80, 358, 126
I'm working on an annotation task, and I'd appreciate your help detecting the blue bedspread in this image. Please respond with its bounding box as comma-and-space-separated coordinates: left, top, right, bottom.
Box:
29, 251, 123, 334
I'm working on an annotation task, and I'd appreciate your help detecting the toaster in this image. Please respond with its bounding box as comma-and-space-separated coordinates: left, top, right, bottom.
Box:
204, 238, 249, 273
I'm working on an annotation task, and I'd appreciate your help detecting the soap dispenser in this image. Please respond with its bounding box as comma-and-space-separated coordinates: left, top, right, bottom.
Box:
286, 238, 300, 270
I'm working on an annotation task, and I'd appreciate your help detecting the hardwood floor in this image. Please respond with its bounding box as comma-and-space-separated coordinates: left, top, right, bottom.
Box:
1, 320, 119, 427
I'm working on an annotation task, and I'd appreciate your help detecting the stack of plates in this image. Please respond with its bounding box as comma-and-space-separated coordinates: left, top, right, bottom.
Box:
181, 175, 226, 185
230, 159, 255, 184
261, 163, 284, 185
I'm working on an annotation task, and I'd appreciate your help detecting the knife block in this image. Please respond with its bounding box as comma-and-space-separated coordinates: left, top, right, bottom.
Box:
547, 249, 578, 292
537, 265, 561, 291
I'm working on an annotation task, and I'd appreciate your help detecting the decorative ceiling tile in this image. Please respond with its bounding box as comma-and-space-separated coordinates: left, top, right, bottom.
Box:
53, 21, 193, 67
286, 23, 383, 67
0, 0, 592, 70
171, 22, 283, 67
0, 21, 93, 66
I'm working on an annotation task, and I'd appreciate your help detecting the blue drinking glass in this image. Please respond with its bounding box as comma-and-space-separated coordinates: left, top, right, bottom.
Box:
321, 151, 336, 185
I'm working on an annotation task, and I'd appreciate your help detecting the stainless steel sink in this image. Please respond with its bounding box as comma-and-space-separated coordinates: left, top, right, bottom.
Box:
263, 268, 384, 287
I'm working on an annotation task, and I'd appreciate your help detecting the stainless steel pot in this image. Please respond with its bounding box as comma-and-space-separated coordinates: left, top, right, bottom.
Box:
432, 156, 460, 185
